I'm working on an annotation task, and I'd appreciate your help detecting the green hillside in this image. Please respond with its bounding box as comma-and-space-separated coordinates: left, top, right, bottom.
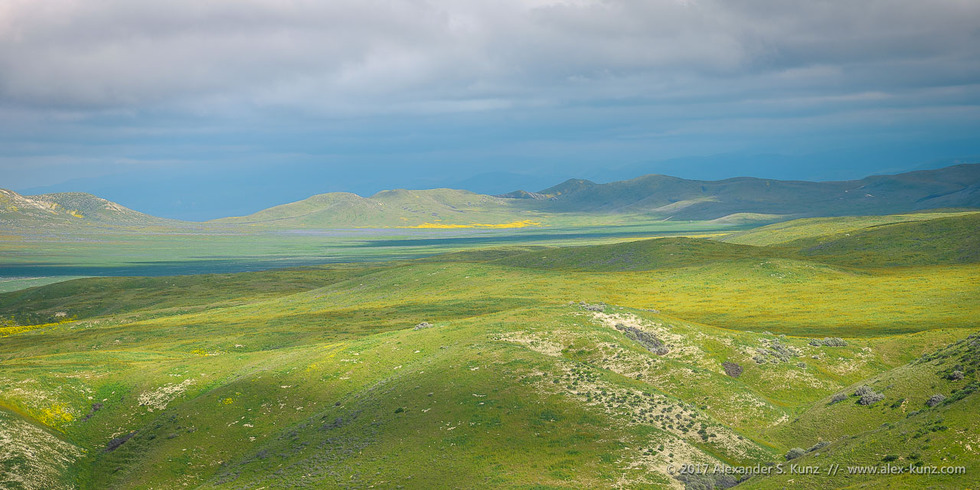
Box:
495, 237, 770, 271
4, 164, 978, 236
1, 209, 978, 488
748, 333, 980, 488
787, 212, 980, 267
0, 189, 174, 228
214, 188, 547, 228
721, 211, 979, 247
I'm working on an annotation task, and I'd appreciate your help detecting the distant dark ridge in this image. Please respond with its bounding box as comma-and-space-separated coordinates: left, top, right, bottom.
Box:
499, 163, 980, 219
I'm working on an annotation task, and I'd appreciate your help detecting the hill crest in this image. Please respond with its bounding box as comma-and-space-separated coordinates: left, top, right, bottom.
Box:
0, 189, 171, 227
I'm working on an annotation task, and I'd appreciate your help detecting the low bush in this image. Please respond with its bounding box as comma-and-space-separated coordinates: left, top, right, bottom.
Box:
859, 391, 885, 406
785, 447, 806, 460
808, 441, 830, 452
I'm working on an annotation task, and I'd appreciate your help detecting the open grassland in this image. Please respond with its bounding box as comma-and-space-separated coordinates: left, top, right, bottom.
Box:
0, 210, 977, 488
0, 217, 754, 281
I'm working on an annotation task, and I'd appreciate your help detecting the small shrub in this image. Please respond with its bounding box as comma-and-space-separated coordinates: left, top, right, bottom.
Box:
948, 370, 965, 381
829, 393, 848, 404
785, 447, 806, 460
925, 394, 946, 407
859, 391, 885, 406
854, 385, 874, 397
808, 441, 830, 452
722, 361, 743, 378
883, 454, 899, 462
821, 337, 848, 347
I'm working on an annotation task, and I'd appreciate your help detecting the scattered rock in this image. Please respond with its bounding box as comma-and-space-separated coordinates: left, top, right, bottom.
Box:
722, 361, 743, 378
81, 402, 104, 422
580, 302, 606, 312
809, 337, 848, 347
754, 338, 800, 364
105, 431, 137, 452
614, 323, 669, 355
413, 322, 433, 331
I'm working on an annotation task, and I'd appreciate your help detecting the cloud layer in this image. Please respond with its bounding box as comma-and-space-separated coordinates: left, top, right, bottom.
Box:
1, 0, 979, 218
3, 0, 977, 114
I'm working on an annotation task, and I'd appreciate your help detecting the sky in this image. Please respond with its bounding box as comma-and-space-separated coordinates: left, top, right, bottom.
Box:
2, 0, 979, 220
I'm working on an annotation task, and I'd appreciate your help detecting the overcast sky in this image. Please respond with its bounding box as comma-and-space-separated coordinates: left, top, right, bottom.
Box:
2, 0, 979, 219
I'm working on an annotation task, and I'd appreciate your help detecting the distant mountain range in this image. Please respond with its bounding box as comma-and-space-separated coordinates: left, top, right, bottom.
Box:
2, 164, 978, 229
500, 163, 980, 219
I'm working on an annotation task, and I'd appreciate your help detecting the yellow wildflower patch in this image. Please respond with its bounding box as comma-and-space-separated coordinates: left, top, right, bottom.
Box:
39, 404, 74, 426
398, 219, 542, 229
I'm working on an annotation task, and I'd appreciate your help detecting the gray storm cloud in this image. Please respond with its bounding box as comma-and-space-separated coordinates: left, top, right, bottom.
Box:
1, 0, 977, 115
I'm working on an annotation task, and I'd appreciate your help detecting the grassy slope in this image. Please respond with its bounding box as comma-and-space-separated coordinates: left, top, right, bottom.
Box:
788, 212, 980, 267
0, 265, 382, 327
213, 188, 547, 228
721, 211, 979, 247
493, 237, 771, 271
0, 212, 977, 488
0, 189, 174, 228
744, 334, 980, 489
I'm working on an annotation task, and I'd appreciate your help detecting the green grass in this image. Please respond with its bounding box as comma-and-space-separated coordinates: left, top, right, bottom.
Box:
0, 210, 978, 488
721, 211, 979, 247
787, 212, 980, 267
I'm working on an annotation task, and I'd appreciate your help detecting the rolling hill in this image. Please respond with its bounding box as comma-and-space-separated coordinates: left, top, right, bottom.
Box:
213, 188, 543, 229
214, 163, 980, 228
4, 164, 979, 232
0, 189, 175, 228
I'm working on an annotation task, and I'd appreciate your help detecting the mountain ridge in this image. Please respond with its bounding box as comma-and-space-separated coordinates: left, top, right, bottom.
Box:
498, 163, 980, 219
3, 163, 978, 228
